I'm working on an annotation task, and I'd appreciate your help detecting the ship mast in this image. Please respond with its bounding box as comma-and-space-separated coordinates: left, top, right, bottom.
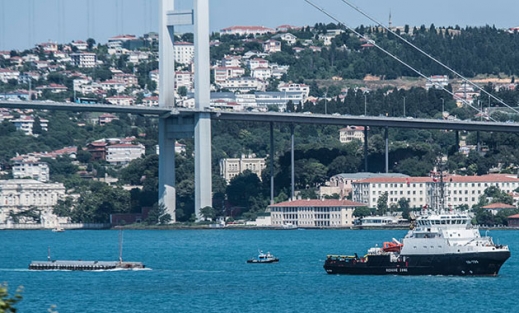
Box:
430, 162, 448, 213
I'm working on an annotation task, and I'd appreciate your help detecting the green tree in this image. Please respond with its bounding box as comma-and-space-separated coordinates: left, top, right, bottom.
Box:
0, 283, 23, 313
376, 192, 389, 215
226, 170, 262, 211
398, 197, 411, 219
87, 38, 96, 50
178, 86, 188, 97
32, 116, 43, 135
353, 206, 372, 219
200, 206, 216, 221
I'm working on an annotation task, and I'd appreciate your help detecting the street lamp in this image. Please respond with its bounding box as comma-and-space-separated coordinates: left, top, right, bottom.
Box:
364, 94, 367, 115
403, 96, 406, 117
441, 98, 444, 118
324, 89, 328, 115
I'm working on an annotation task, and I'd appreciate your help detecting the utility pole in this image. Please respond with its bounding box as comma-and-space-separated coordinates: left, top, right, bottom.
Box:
364, 93, 367, 115
441, 98, 444, 119
403, 96, 406, 117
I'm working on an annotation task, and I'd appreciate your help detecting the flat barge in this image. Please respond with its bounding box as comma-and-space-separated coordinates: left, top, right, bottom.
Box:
29, 260, 145, 270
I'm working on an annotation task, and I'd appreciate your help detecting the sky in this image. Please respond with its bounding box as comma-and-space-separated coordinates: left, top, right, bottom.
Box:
1, 0, 519, 51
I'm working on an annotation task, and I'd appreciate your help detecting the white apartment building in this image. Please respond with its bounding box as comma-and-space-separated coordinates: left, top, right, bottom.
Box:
71, 40, 88, 50
217, 77, 265, 92
220, 155, 266, 183
70, 52, 97, 68
0, 68, 20, 83
268, 199, 364, 228
173, 41, 194, 65
255, 91, 303, 111
213, 67, 245, 84
113, 73, 138, 87
278, 83, 310, 98
426, 75, 449, 90
12, 156, 49, 182
273, 33, 298, 45
105, 95, 135, 106
11, 116, 48, 136
175, 71, 194, 91
352, 174, 519, 210
251, 67, 272, 80
262, 40, 282, 53
220, 26, 275, 36
248, 58, 269, 70
106, 143, 145, 165
100, 80, 126, 93
0, 179, 66, 224
221, 55, 242, 67
339, 126, 365, 144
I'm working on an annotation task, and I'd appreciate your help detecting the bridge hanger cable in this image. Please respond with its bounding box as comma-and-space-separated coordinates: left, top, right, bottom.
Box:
337, 0, 519, 117
303, 0, 499, 120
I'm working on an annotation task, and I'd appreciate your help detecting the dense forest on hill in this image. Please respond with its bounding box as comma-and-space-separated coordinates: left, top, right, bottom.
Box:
275, 24, 519, 81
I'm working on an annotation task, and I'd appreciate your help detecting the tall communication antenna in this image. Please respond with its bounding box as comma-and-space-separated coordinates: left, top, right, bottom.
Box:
115, 0, 120, 35
57, 0, 62, 43
0, 1, 4, 50
29, 0, 35, 47
87, 0, 91, 38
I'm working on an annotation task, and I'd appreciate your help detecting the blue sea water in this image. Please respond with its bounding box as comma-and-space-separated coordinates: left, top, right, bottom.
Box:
1, 228, 519, 313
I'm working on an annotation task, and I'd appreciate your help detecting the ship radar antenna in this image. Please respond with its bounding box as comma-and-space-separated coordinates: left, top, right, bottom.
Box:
430, 159, 448, 213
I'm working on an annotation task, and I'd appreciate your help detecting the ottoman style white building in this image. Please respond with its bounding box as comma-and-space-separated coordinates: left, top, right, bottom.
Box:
267, 199, 366, 228
0, 179, 66, 224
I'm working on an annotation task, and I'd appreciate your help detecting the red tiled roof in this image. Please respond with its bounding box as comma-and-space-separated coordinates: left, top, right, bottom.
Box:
269, 199, 365, 208
482, 203, 516, 209
358, 174, 519, 184
339, 126, 365, 131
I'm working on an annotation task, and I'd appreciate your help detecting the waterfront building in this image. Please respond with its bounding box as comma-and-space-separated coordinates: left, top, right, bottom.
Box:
268, 199, 365, 228
352, 174, 519, 210
482, 202, 516, 215
0, 179, 66, 224
320, 172, 409, 199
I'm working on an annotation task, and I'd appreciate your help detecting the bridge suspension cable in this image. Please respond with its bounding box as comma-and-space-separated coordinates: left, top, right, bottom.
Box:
303, 0, 509, 120
337, 0, 519, 117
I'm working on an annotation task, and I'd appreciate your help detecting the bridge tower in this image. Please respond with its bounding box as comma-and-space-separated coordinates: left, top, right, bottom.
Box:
159, 0, 212, 222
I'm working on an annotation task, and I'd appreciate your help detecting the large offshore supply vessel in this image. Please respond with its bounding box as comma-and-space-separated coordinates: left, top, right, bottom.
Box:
324, 169, 510, 276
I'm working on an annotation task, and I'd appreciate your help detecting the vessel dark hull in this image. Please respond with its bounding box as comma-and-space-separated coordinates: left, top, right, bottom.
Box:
247, 259, 279, 263
324, 251, 510, 276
